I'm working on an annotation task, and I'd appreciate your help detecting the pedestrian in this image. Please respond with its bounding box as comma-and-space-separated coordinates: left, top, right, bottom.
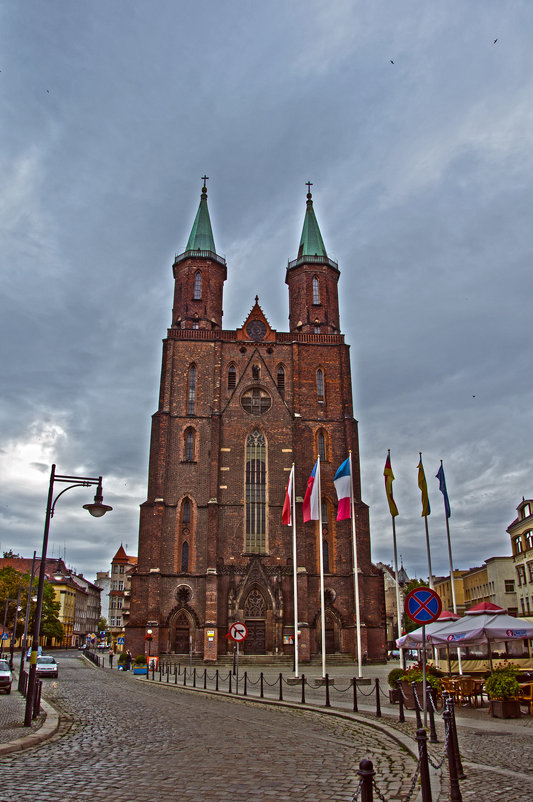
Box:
108, 649, 113, 668
125, 649, 132, 671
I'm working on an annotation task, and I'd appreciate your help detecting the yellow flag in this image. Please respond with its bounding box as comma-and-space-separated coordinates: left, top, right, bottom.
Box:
383, 451, 398, 517
417, 454, 431, 517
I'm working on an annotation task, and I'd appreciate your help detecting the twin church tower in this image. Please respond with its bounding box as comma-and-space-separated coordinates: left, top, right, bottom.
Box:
126, 182, 386, 662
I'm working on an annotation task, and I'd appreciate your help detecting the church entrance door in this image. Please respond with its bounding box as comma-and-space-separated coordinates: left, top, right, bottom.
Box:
175, 627, 189, 654
244, 620, 266, 654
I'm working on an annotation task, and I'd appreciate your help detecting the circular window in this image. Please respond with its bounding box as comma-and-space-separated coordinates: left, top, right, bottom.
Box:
241, 388, 271, 416
175, 585, 192, 604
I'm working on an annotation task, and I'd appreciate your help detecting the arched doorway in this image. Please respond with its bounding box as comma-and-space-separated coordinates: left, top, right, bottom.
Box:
244, 589, 266, 654
173, 610, 190, 654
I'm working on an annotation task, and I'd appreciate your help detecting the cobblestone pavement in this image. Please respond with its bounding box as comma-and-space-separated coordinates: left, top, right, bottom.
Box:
0, 654, 418, 802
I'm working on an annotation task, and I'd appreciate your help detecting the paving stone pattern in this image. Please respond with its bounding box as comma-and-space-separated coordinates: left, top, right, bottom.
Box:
0, 655, 417, 802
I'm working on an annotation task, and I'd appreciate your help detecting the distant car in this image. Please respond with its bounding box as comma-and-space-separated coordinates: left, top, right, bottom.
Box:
35, 656, 58, 678
0, 659, 12, 694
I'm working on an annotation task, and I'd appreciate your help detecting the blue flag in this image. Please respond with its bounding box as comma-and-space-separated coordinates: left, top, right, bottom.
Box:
436, 463, 451, 519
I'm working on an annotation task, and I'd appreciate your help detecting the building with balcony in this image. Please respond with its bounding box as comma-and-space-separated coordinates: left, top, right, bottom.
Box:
508, 497, 533, 620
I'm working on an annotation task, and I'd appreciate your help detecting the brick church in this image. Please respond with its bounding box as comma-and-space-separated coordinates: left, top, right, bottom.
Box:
126, 182, 386, 662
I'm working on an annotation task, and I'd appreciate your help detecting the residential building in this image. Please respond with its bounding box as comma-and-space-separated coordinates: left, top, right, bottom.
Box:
434, 558, 518, 617
376, 562, 409, 649
108, 546, 137, 650
127, 184, 386, 661
508, 497, 533, 620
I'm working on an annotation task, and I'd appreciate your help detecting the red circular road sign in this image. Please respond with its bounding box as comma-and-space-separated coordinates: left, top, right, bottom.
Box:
404, 587, 442, 624
229, 622, 248, 642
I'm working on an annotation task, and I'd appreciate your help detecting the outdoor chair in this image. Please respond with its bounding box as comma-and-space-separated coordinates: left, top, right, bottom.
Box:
518, 682, 533, 715
456, 677, 477, 707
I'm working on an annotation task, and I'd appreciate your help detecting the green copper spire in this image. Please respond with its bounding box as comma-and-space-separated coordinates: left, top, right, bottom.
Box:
297, 183, 327, 259
185, 177, 217, 253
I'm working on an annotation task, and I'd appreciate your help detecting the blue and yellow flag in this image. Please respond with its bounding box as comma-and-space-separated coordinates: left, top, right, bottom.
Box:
417, 454, 431, 517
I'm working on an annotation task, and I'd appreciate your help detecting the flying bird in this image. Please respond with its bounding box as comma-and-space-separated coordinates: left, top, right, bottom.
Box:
390, 59, 394, 64
493, 39, 498, 44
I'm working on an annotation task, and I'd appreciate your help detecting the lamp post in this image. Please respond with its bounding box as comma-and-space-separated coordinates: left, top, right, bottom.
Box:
146, 628, 153, 662
24, 464, 112, 727
9, 583, 22, 670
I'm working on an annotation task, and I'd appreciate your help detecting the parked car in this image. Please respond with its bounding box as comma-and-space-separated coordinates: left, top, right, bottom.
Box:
35, 656, 58, 678
0, 659, 12, 694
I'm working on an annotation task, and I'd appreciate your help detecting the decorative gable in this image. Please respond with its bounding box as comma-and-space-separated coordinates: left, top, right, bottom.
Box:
237, 296, 276, 342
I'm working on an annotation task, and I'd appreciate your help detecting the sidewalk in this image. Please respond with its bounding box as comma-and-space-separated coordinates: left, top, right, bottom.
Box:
0, 671, 60, 755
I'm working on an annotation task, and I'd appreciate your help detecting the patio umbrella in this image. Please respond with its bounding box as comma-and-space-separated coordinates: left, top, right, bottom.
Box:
396, 610, 460, 649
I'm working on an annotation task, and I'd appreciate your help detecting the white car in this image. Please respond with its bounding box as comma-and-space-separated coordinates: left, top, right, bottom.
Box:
0, 659, 12, 694
35, 655, 58, 678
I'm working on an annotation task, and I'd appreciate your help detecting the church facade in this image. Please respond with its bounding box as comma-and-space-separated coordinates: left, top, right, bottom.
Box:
126, 183, 386, 662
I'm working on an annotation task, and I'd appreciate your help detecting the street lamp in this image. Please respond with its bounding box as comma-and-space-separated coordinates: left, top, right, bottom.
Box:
145, 628, 153, 660
24, 464, 112, 727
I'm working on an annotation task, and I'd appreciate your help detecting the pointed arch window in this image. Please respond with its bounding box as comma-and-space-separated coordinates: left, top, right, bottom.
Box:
188, 364, 197, 414
317, 430, 326, 462
181, 541, 189, 573
194, 271, 202, 300
277, 365, 285, 398
228, 364, 236, 390
182, 498, 191, 525
313, 276, 320, 305
316, 369, 324, 402
184, 428, 195, 462
245, 431, 266, 553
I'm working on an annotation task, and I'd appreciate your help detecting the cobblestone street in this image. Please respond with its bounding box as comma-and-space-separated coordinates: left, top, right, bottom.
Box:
0, 655, 417, 802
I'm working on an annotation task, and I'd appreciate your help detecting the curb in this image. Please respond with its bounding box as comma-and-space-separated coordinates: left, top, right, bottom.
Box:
0, 697, 60, 756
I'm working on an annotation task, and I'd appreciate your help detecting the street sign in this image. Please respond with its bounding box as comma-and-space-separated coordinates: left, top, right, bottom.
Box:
229, 622, 248, 642
1, 634, 9, 640
117, 637, 125, 644
404, 587, 442, 624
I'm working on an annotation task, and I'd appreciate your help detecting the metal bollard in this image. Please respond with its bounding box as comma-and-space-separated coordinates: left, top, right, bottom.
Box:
215, 669, 219, 691
446, 697, 465, 780
301, 674, 306, 705
416, 728, 433, 802
357, 758, 375, 802
324, 673, 331, 707
243, 671, 247, 696
279, 672, 283, 702
183, 667, 187, 686
375, 678, 381, 717
428, 690, 438, 743
228, 671, 232, 694
260, 671, 264, 698
175, 665, 178, 684
397, 679, 405, 723
444, 708, 463, 802
193, 667, 197, 688
204, 668, 207, 690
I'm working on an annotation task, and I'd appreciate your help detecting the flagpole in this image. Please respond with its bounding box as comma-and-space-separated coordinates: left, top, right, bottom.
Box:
290, 464, 299, 678
418, 453, 433, 589
385, 450, 402, 645
439, 459, 463, 675
317, 455, 326, 678
348, 452, 362, 678
423, 516, 434, 590
391, 515, 402, 643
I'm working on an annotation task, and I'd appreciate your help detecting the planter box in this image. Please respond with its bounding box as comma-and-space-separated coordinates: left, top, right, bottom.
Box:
133, 666, 147, 675
490, 699, 521, 718
400, 681, 423, 710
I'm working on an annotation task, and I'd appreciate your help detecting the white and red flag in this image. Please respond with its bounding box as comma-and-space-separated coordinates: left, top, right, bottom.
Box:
282, 465, 294, 526
333, 457, 351, 520
302, 459, 320, 522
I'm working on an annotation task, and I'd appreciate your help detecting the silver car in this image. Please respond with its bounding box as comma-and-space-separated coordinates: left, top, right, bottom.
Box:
35, 655, 58, 678
0, 659, 12, 694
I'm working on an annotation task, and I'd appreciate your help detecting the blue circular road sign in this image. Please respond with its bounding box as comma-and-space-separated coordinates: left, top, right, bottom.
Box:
404, 587, 442, 624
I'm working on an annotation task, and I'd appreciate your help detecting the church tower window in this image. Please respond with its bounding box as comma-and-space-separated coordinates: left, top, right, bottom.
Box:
228, 364, 236, 390
316, 369, 324, 402
313, 276, 320, 305
317, 430, 326, 462
187, 365, 197, 414
181, 541, 189, 573
323, 538, 330, 574
245, 431, 266, 553
277, 365, 285, 397
184, 428, 195, 462
194, 271, 202, 300
182, 498, 191, 525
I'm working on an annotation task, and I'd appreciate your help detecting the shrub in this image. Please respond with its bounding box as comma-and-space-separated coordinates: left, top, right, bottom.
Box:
388, 667, 405, 689
485, 664, 521, 700
117, 652, 127, 663
400, 662, 442, 692
133, 654, 147, 666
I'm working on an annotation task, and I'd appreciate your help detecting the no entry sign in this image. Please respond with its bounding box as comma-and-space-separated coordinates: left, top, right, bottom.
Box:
229, 622, 248, 642
404, 587, 442, 625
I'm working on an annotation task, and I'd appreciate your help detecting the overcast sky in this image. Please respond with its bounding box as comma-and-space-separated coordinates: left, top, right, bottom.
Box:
1, 1, 532, 587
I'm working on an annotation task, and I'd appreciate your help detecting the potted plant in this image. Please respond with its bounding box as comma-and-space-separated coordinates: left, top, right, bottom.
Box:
132, 655, 148, 675
387, 668, 404, 703
485, 663, 521, 718
399, 662, 442, 710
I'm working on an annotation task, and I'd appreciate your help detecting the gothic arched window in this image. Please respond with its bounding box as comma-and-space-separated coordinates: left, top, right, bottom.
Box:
228, 364, 236, 390
277, 365, 285, 397
188, 364, 197, 414
245, 431, 266, 553
181, 541, 189, 573
184, 428, 195, 462
182, 498, 191, 525
322, 538, 330, 574
317, 430, 326, 462
313, 276, 320, 305
316, 369, 324, 402
194, 271, 202, 300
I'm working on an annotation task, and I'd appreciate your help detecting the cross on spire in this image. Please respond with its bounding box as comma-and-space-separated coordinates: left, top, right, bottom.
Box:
202, 175, 209, 189
306, 181, 313, 195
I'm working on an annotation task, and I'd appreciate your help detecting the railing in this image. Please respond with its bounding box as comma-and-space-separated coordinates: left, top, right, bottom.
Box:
174, 249, 226, 267
166, 328, 344, 344
287, 255, 339, 271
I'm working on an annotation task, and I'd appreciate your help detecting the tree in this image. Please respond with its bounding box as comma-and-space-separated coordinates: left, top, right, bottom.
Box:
0, 566, 63, 641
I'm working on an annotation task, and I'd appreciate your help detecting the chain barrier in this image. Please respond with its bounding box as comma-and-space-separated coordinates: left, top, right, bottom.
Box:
372, 778, 391, 802
427, 720, 450, 770
402, 757, 421, 802
331, 679, 354, 693
349, 777, 363, 801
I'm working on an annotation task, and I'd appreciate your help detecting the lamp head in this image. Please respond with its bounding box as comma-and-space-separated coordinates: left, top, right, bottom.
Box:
83, 480, 112, 517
